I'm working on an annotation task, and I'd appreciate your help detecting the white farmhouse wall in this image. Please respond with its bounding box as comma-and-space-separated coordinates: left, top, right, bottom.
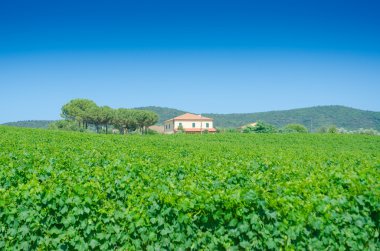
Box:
174, 121, 213, 129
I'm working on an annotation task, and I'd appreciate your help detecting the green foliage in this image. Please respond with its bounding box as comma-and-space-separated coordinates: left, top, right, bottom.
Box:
60, 99, 159, 134
61, 98, 97, 126
282, 123, 309, 133
112, 108, 158, 134
48, 120, 83, 131
317, 126, 328, 133
243, 121, 277, 133
327, 125, 338, 134
355, 128, 380, 135
177, 124, 185, 133
112, 108, 137, 134
216, 128, 239, 133
1, 126, 379, 249
319, 125, 339, 134
85, 106, 114, 133
319, 127, 380, 136
146, 129, 159, 135
134, 110, 159, 134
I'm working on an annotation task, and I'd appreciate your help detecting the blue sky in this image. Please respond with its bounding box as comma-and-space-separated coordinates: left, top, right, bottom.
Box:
1, 0, 380, 123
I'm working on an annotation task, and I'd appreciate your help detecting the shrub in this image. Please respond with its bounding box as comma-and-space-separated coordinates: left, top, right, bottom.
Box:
243, 121, 277, 133
327, 125, 338, 134
146, 128, 159, 135
356, 128, 380, 135
177, 124, 185, 133
317, 126, 328, 133
318, 125, 338, 134
282, 124, 308, 133
217, 128, 239, 133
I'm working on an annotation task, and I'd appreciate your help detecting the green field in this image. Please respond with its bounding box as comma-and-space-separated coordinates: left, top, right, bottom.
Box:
0, 126, 379, 250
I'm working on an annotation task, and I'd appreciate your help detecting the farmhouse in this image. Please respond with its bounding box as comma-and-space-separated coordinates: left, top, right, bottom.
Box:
164, 113, 217, 134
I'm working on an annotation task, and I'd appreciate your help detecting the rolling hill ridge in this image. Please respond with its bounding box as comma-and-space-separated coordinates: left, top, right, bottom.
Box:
3, 106, 380, 131
138, 105, 380, 131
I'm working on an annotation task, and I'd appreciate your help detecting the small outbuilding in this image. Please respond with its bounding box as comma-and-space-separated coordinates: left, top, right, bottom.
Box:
148, 125, 165, 134
239, 122, 258, 132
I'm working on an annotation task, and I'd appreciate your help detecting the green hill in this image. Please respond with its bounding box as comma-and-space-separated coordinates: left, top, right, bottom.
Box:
3, 106, 380, 131
140, 105, 380, 131
2, 120, 55, 129
135, 106, 189, 123
205, 106, 380, 131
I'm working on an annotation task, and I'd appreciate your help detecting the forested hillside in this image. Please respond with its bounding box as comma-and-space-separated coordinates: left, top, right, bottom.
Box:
135, 106, 188, 123
205, 106, 380, 131
140, 105, 380, 131
2, 120, 55, 128
3, 106, 380, 131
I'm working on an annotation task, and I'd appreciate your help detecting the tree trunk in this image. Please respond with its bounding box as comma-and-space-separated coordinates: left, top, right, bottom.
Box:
105, 124, 108, 134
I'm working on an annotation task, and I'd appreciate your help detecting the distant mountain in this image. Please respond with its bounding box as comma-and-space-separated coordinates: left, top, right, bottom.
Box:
2, 120, 55, 129
139, 105, 380, 131
3, 106, 380, 131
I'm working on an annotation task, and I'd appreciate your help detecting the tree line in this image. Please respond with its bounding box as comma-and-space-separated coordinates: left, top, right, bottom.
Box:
59, 99, 158, 134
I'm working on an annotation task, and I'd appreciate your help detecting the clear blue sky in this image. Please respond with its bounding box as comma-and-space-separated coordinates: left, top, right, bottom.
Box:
1, 0, 380, 123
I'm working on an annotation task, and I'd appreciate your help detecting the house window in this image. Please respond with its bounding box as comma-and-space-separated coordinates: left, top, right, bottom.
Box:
206, 123, 209, 128
192, 123, 195, 128
179, 122, 182, 127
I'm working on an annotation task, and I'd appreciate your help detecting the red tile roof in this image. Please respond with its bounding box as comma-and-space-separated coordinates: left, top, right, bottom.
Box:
166, 113, 213, 122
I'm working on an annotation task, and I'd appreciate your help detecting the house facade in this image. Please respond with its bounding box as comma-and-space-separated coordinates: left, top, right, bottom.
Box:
164, 113, 216, 134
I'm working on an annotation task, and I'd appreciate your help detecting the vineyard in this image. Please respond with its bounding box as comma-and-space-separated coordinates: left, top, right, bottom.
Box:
0, 126, 379, 250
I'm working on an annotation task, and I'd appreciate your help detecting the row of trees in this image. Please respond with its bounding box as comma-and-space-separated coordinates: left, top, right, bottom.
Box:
59, 99, 158, 134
